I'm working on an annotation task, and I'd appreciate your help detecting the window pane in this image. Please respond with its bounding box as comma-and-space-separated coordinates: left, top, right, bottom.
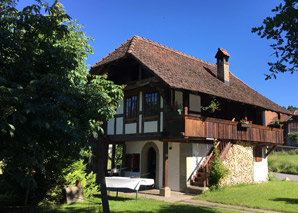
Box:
125, 95, 137, 119
144, 92, 158, 117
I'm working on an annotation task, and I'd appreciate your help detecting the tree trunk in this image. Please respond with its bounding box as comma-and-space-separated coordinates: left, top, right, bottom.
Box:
95, 139, 110, 213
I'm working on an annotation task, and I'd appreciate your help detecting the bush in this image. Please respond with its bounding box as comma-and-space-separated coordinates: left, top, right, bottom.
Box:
289, 132, 298, 144
268, 151, 298, 174
268, 172, 279, 181
209, 141, 228, 188
44, 148, 99, 203
288, 149, 298, 155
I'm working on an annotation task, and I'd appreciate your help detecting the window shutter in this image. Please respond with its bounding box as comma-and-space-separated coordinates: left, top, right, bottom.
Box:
132, 154, 140, 172
125, 153, 140, 172
125, 154, 132, 171
255, 146, 263, 162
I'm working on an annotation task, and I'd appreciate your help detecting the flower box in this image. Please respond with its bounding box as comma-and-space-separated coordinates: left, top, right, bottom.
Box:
240, 123, 252, 128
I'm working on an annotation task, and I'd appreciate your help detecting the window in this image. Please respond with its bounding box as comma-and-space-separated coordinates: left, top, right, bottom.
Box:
125, 154, 140, 172
144, 92, 159, 117
125, 95, 138, 119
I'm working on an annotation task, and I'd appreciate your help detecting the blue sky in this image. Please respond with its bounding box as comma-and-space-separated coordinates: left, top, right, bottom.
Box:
18, 0, 298, 108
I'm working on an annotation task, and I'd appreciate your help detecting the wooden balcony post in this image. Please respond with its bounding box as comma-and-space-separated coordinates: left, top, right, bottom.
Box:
160, 141, 171, 197
111, 144, 116, 169
184, 107, 188, 115
183, 91, 189, 115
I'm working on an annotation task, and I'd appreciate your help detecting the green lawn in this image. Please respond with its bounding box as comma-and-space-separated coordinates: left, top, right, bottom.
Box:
0, 192, 230, 213
195, 181, 298, 213
268, 152, 298, 174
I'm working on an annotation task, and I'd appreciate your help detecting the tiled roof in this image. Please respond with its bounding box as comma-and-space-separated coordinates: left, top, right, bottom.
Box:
91, 36, 290, 114
216, 48, 230, 58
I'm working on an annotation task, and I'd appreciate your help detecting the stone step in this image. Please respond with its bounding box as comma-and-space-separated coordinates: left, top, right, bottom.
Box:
193, 176, 205, 182
186, 185, 208, 195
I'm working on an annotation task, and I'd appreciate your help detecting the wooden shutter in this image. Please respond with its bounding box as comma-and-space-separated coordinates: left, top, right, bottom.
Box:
125, 153, 140, 172
255, 146, 263, 162
132, 154, 140, 172
125, 154, 132, 171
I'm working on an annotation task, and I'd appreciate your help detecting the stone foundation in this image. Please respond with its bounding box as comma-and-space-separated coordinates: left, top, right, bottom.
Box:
220, 142, 254, 186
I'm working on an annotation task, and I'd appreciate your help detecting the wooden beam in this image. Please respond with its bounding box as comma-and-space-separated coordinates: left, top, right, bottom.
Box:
163, 141, 169, 187
219, 142, 233, 160
266, 145, 277, 157
124, 77, 159, 90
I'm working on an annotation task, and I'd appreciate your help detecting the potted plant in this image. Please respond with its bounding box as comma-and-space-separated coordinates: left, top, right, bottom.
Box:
239, 119, 252, 128
270, 118, 283, 128
166, 102, 183, 116
201, 99, 220, 113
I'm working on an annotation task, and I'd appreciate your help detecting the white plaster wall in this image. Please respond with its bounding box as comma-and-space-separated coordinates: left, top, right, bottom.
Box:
254, 147, 268, 182
116, 117, 123, 135
116, 100, 124, 114
186, 156, 193, 185
189, 94, 201, 113
168, 142, 180, 191
144, 121, 158, 133
175, 91, 183, 107
125, 141, 146, 177
107, 118, 114, 135
125, 140, 163, 188
125, 123, 137, 134
191, 143, 212, 180
126, 141, 146, 154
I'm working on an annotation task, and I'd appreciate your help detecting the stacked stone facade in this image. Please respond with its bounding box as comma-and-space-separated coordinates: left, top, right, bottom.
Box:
220, 142, 254, 186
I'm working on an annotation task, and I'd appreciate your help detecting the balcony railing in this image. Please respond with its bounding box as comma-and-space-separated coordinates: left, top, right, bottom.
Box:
164, 115, 284, 145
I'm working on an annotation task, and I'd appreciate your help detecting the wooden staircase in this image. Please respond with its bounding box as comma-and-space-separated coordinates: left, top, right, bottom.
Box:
191, 141, 233, 187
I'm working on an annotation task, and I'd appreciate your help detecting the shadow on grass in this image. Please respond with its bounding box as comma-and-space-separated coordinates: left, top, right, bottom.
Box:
272, 198, 298, 204
0, 202, 221, 213
112, 205, 221, 213
107, 195, 133, 201
158, 204, 223, 213
93, 193, 133, 201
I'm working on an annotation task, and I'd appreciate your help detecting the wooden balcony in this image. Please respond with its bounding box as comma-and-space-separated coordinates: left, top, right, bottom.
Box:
164, 115, 284, 145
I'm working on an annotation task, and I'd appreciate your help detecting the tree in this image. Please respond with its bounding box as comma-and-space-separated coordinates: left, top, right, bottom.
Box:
287, 105, 298, 112
252, 0, 298, 79
0, 0, 123, 209
289, 132, 298, 144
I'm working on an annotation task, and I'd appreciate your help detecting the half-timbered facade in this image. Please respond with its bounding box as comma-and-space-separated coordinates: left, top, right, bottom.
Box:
90, 36, 291, 195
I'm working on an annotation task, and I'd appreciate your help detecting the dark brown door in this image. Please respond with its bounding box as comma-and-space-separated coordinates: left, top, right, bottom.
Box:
147, 147, 156, 180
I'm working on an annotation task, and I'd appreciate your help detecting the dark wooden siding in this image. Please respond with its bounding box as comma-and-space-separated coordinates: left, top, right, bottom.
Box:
165, 115, 284, 145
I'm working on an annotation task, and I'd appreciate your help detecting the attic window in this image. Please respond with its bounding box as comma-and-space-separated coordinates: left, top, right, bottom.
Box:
125, 95, 138, 119
144, 92, 159, 117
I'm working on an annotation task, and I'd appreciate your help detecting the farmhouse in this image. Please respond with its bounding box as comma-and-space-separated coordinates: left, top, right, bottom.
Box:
90, 36, 290, 196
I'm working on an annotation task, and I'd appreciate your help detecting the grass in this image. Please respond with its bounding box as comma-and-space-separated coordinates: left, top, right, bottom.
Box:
0, 192, 230, 213
268, 151, 298, 174
195, 181, 298, 213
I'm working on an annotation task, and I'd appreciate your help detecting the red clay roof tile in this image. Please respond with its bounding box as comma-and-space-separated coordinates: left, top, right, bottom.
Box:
91, 36, 290, 115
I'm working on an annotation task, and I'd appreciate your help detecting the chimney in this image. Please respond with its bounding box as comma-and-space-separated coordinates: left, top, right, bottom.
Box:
215, 48, 230, 85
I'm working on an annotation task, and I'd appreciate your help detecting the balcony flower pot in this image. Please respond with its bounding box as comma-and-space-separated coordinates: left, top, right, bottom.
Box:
209, 108, 216, 113
240, 123, 252, 128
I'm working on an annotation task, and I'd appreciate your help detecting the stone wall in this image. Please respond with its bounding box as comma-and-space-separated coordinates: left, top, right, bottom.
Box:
220, 142, 254, 186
